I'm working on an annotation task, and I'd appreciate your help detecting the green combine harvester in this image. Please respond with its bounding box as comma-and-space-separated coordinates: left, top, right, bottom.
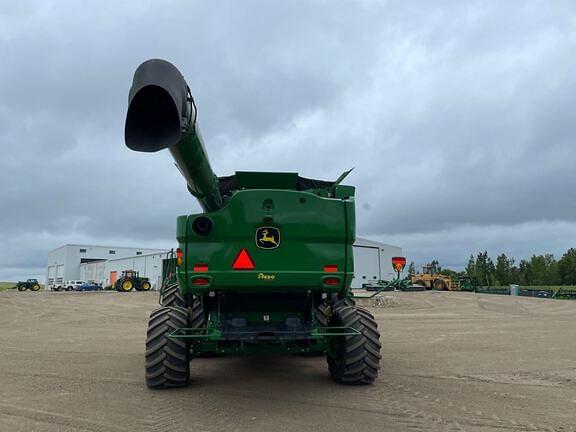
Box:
125, 59, 388, 388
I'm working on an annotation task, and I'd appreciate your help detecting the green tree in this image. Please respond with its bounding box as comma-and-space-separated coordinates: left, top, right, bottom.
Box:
440, 268, 461, 279
518, 259, 531, 285
465, 255, 476, 278
426, 260, 441, 274
526, 254, 558, 285
545, 254, 560, 285
558, 248, 576, 285
407, 261, 416, 276
495, 254, 514, 286
475, 251, 495, 286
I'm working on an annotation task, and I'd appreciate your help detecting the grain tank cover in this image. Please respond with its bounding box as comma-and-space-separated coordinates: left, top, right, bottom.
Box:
217, 172, 335, 197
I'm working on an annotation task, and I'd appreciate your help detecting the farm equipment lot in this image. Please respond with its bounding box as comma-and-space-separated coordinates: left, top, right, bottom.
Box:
0, 291, 574, 432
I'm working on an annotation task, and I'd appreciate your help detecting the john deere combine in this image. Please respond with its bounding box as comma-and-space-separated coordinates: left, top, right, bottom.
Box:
125, 59, 383, 388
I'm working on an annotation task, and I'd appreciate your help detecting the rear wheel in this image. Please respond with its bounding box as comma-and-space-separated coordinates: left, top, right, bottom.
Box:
32, 284, 40, 291
327, 306, 381, 385
160, 283, 186, 308
145, 306, 190, 389
433, 279, 448, 291
120, 280, 133, 292
313, 302, 330, 327
334, 297, 356, 309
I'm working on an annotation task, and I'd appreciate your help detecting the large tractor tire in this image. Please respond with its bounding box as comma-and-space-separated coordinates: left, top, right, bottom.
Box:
31, 284, 41, 291
327, 306, 381, 385
313, 302, 330, 327
433, 279, 448, 291
118, 279, 134, 292
334, 297, 356, 309
190, 296, 204, 329
313, 297, 355, 327
145, 306, 190, 389
160, 283, 186, 308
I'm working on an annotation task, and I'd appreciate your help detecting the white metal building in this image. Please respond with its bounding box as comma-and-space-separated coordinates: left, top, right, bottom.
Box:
351, 238, 402, 289
46, 244, 168, 288
80, 251, 168, 290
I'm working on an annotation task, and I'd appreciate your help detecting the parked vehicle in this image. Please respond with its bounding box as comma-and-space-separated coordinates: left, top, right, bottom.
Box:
76, 282, 103, 292
61, 280, 86, 291
114, 270, 151, 292
13, 279, 41, 291
411, 265, 454, 290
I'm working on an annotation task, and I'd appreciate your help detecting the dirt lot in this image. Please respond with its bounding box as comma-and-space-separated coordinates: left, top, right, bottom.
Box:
0, 291, 574, 432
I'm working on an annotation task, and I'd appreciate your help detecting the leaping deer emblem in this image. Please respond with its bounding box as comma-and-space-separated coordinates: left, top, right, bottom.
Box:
259, 229, 278, 246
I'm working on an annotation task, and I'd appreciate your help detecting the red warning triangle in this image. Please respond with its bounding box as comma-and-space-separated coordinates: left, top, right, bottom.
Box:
232, 249, 255, 270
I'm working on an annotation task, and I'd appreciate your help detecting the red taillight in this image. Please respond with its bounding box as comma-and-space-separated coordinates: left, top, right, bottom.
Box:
391, 256, 406, 272
324, 277, 339, 286
232, 249, 255, 270
324, 265, 338, 273
192, 278, 210, 286
176, 248, 183, 267
194, 264, 209, 272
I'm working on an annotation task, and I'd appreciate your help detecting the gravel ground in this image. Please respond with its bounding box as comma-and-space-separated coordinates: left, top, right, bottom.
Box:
0, 290, 574, 432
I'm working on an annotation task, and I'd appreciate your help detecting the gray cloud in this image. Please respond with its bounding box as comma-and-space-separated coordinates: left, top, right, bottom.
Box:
1, 0, 575, 280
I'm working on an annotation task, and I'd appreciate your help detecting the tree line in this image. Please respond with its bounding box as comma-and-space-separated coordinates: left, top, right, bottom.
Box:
407, 248, 576, 287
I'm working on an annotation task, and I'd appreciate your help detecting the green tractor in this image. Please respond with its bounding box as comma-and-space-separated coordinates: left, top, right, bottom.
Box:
114, 270, 152, 292
457, 275, 479, 292
14, 279, 41, 291
125, 59, 383, 388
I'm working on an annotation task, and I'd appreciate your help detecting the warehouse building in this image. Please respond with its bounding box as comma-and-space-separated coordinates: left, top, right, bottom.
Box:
351, 238, 402, 288
80, 251, 169, 290
46, 239, 401, 290
46, 245, 168, 289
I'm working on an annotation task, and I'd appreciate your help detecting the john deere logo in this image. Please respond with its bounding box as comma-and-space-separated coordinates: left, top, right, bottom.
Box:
256, 226, 280, 249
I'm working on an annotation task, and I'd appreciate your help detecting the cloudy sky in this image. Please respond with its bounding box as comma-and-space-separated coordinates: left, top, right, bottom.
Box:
1, 0, 575, 281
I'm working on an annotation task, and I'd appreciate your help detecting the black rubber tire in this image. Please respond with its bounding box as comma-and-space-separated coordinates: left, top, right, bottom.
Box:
334, 297, 356, 309
190, 296, 204, 329
145, 306, 190, 389
160, 283, 186, 308
189, 296, 218, 358
433, 279, 448, 291
141, 281, 151, 291
32, 284, 40, 291
327, 306, 381, 385
313, 297, 356, 329
17, 286, 25, 292
313, 302, 330, 327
